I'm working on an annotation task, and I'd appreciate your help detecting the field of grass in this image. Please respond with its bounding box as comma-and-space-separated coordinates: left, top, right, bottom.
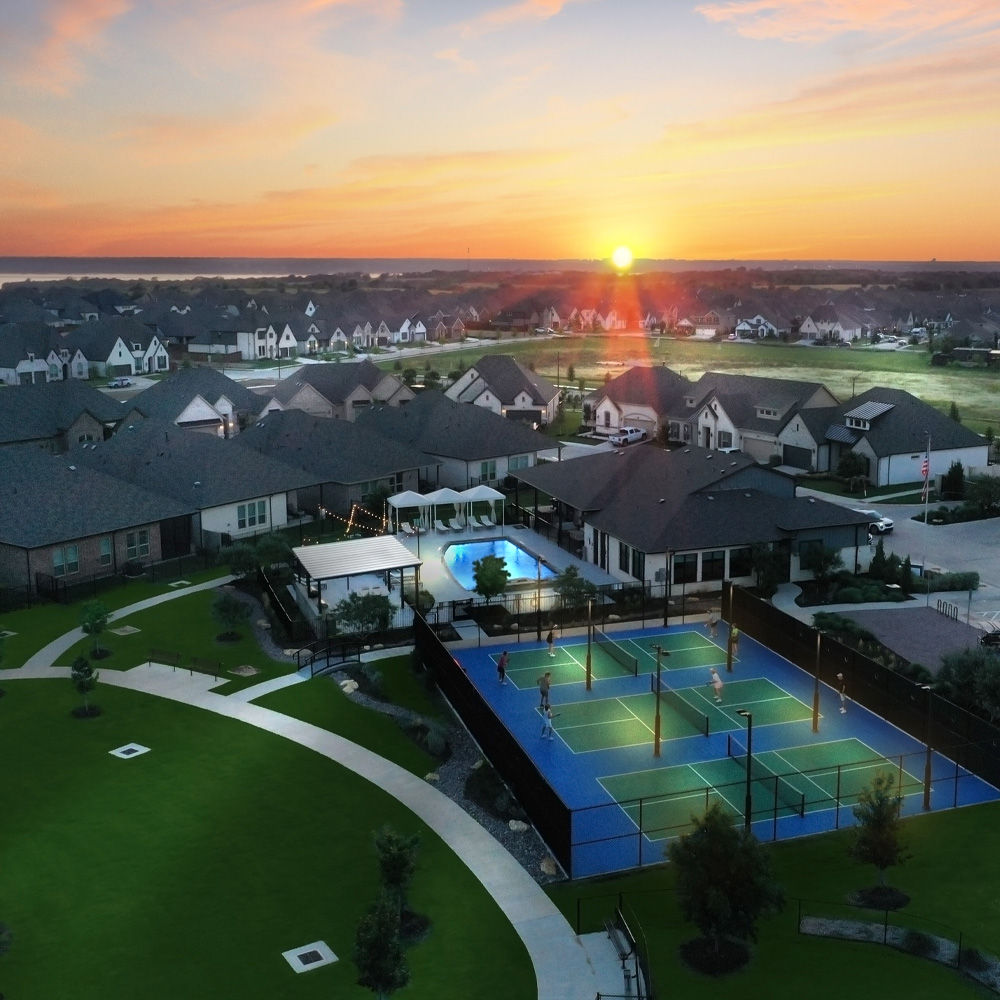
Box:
547, 802, 1000, 999
380, 335, 1000, 434
0, 680, 535, 1000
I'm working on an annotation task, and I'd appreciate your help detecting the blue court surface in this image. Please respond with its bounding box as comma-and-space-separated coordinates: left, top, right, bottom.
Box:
455, 623, 1000, 877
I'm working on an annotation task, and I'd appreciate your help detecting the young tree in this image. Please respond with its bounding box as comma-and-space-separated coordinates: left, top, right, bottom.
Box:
254, 533, 293, 571
80, 600, 111, 658
749, 543, 784, 598
225, 542, 258, 581
335, 592, 395, 639
668, 803, 784, 958
940, 460, 965, 501
949, 401, 962, 424
800, 544, 844, 599
965, 474, 1000, 515
552, 565, 597, 611
869, 537, 887, 580
849, 772, 909, 886
70, 655, 100, 716
472, 554, 510, 604
374, 825, 421, 917
211, 591, 252, 641
836, 451, 868, 484
353, 889, 410, 1000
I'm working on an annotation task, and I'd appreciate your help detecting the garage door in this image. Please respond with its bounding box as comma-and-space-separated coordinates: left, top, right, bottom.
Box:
783, 444, 813, 470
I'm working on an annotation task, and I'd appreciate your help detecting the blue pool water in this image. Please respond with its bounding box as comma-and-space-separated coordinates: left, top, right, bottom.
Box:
444, 539, 557, 590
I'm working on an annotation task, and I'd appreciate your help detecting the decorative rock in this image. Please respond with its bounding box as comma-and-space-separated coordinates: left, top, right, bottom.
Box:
539, 856, 557, 876
424, 772, 440, 782
471, 759, 484, 770
339, 679, 359, 694
607, 614, 621, 622
256, 619, 270, 628
508, 820, 529, 832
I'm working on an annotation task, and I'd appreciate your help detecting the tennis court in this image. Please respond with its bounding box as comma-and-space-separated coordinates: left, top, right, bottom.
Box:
450, 621, 1000, 876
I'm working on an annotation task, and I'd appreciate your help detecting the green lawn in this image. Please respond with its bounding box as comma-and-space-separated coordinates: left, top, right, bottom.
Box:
0, 570, 229, 669
54, 589, 297, 695
0, 680, 535, 1000
547, 803, 1000, 998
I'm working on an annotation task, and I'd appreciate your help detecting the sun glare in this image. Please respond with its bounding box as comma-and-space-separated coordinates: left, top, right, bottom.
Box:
611, 245, 633, 270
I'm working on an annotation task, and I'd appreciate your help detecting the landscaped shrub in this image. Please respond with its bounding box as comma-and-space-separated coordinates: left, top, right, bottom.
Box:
835, 587, 863, 603
424, 721, 451, 759
464, 761, 527, 821
924, 570, 979, 593
359, 663, 384, 698
961, 947, 989, 972
901, 929, 937, 958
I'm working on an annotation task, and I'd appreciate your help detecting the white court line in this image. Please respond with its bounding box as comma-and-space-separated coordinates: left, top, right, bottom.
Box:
687, 762, 744, 814
768, 749, 830, 799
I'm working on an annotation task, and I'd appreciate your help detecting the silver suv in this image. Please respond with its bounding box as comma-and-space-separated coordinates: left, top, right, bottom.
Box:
853, 508, 893, 534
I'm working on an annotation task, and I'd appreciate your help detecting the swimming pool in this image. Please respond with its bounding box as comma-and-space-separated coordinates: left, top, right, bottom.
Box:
444, 539, 557, 590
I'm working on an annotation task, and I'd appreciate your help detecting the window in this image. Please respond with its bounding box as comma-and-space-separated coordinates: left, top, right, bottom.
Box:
619, 541, 630, 572
509, 454, 530, 471
53, 545, 80, 577
682, 424, 691, 442
75, 363, 85, 376
126, 530, 150, 559
631, 549, 645, 581
480, 460, 497, 482
237, 501, 267, 530
49, 364, 59, 377
77, 434, 95, 443
729, 546, 753, 577
717, 431, 733, 449
702, 550, 725, 581
100, 537, 112, 567
673, 553, 698, 584
132, 342, 142, 352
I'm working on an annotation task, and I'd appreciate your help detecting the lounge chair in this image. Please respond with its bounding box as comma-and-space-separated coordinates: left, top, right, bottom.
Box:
399, 521, 416, 537
434, 519, 451, 533
477, 514, 496, 529
448, 518, 464, 532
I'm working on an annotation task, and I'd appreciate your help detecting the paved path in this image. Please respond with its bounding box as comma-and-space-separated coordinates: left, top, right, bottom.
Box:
6, 582, 625, 1000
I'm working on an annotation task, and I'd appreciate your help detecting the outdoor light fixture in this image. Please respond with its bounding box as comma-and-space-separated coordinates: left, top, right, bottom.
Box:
736, 709, 753, 832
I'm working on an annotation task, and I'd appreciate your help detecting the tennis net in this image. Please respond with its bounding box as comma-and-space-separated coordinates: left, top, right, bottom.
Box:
727, 733, 805, 818
593, 626, 638, 676
650, 674, 710, 737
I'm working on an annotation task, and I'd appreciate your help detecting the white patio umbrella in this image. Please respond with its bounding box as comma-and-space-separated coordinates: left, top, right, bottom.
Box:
422, 487, 466, 527
387, 490, 427, 533
460, 485, 505, 527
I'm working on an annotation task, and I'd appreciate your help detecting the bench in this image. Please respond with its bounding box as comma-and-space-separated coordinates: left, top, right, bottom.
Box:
148, 648, 182, 668
604, 908, 636, 967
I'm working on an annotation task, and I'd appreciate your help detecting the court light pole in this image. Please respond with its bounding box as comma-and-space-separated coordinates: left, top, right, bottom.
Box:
585, 597, 593, 691
921, 684, 933, 811
812, 629, 821, 733
651, 644, 665, 758
736, 710, 753, 833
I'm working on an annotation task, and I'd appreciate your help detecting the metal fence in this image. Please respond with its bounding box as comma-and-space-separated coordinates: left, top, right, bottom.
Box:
722, 583, 1000, 791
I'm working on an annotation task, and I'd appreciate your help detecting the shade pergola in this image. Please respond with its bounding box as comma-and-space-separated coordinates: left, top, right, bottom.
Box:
459, 484, 505, 528
293, 535, 423, 613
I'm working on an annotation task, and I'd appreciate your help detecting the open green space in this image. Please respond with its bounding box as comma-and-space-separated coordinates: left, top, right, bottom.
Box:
0, 680, 534, 1000
54, 589, 295, 695
378, 335, 1000, 433
548, 801, 1000, 999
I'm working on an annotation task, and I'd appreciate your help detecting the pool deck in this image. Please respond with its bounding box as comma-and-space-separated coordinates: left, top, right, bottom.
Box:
395, 523, 617, 605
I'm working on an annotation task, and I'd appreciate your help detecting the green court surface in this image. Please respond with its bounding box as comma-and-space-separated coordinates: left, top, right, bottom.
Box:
545, 677, 813, 753
599, 737, 925, 839
496, 629, 730, 687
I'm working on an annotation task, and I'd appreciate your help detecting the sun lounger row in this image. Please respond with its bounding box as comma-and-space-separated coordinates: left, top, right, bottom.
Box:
400, 515, 497, 535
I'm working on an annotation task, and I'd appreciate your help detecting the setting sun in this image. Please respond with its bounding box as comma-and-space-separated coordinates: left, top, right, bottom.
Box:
611, 246, 634, 270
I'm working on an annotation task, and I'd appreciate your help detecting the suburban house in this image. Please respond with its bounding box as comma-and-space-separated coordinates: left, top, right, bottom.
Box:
734, 314, 778, 339
791, 387, 991, 484
123, 367, 266, 437
0, 380, 129, 452
256, 359, 413, 420
63, 316, 170, 376
445, 354, 561, 425
236, 409, 437, 517
357, 390, 554, 489
0, 447, 192, 598
71, 421, 322, 550
665, 372, 839, 463
512, 445, 873, 593
799, 304, 865, 343
584, 365, 693, 437
0, 321, 90, 384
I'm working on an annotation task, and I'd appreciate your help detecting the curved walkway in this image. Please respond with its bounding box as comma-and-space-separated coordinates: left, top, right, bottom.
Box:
7, 581, 621, 1000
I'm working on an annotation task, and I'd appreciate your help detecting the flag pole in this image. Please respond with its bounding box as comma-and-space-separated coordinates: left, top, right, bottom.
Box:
922, 432, 931, 606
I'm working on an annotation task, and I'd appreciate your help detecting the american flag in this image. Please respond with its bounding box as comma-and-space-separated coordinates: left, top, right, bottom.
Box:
921, 453, 929, 479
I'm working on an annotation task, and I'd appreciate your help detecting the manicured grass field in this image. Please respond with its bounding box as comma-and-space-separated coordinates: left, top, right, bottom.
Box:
547, 802, 1000, 999
0, 680, 535, 1000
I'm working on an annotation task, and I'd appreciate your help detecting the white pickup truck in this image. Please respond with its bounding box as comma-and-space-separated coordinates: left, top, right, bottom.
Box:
609, 426, 647, 446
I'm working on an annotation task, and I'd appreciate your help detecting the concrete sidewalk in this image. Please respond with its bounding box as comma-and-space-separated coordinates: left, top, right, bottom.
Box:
5, 579, 625, 1000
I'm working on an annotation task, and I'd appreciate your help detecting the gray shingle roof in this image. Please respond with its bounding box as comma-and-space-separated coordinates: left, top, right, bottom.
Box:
269, 358, 391, 405
356, 390, 552, 461
587, 365, 692, 412
235, 409, 437, 483
0, 379, 127, 446
127, 367, 265, 423
71, 420, 322, 509
0, 446, 191, 549
462, 354, 559, 406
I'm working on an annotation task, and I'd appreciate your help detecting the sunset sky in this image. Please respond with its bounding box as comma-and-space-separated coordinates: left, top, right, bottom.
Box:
2, 0, 999, 260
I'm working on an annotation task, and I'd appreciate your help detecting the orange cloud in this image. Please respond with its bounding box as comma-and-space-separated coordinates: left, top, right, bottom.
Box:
14, 0, 131, 93
434, 48, 478, 73
458, 0, 586, 38
696, 0, 1000, 43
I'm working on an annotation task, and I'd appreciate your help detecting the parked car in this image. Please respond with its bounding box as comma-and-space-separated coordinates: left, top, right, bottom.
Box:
107, 377, 132, 388
852, 508, 894, 534
609, 426, 647, 446
981, 630, 1000, 649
